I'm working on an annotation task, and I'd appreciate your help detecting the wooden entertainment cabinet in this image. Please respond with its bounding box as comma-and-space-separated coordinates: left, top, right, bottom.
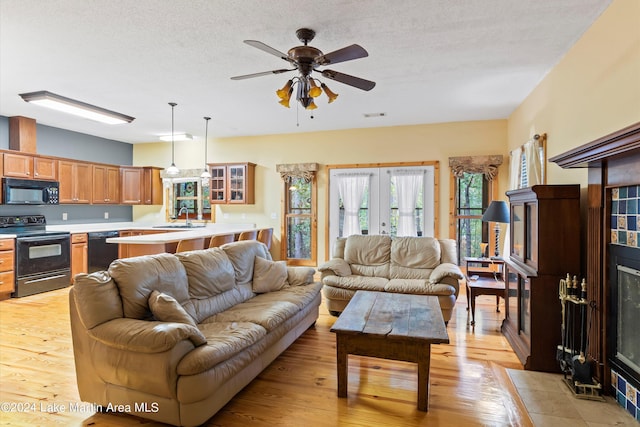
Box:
502, 185, 580, 372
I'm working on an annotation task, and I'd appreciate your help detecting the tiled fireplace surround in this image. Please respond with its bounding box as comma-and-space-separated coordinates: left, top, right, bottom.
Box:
550, 121, 640, 423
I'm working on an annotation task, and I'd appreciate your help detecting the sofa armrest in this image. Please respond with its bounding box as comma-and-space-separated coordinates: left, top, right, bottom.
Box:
286, 266, 316, 286
429, 263, 464, 284
317, 258, 351, 277
88, 318, 202, 353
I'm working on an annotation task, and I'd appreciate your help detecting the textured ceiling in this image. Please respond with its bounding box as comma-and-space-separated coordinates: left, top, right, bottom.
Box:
0, 0, 611, 144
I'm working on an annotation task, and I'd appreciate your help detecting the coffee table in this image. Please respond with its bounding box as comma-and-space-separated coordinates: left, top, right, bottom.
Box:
330, 290, 449, 411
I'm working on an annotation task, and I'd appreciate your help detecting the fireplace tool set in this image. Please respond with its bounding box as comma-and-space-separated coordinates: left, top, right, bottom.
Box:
558, 274, 604, 400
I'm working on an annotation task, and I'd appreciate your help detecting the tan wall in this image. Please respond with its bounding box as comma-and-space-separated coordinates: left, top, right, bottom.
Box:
134, 120, 508, 262
508, 0, 640, 187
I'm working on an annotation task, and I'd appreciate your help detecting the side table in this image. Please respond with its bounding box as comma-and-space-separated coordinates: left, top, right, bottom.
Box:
465, 257, 505, 325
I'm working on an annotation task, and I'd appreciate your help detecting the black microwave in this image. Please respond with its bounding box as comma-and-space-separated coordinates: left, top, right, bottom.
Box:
2, 178, 60, 205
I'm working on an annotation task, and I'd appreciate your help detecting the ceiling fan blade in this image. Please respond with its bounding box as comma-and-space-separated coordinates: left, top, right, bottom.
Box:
320, 69, 376, 91
231, 69, 294, 80
244, 40, 292, 63
315, 44, 368, 66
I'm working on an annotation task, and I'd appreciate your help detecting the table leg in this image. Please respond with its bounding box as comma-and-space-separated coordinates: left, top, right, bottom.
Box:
466, 282, 470, 311
496, 295, 500, 312
417, 344, 432, 411
470, 289, 476, 325
336, 335, 348, 398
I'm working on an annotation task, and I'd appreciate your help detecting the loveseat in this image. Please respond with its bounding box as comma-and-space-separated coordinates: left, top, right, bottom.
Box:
319, 235, 464, 323
69, 240, 321, 426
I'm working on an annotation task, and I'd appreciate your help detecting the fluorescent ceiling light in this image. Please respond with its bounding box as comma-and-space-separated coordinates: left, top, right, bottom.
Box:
159, 133, 193, 142
19, 91, 134, 125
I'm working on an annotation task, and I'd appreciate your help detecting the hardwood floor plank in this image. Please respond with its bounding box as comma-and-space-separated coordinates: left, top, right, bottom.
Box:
0, 285, 533, 426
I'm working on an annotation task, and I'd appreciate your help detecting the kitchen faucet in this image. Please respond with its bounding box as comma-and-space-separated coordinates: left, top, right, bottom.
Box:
177, 206, 191, 227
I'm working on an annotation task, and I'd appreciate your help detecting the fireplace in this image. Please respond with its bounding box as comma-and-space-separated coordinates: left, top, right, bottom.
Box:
608, 243, 640, 391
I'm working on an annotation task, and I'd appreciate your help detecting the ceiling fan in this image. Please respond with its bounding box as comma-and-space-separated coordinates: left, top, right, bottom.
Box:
231, 28, 375, 110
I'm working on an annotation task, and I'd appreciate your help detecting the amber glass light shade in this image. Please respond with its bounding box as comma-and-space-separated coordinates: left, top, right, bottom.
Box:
276, 80, 293, 99
306, 99, 318, 110
309, 79, 322, 98
321, 83, 339, 103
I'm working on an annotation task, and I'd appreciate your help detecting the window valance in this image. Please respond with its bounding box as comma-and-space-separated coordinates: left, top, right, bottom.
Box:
448, 155, 503, 180
276, 163, 319, 182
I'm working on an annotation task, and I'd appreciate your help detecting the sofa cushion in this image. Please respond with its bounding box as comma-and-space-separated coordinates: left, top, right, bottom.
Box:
148, 291, 207, 347
206, 298, 300, 331
439, 239, 458, 264
175, 248, 235, 298
222, 240, 272, 287
176, 321, 267, 375
392, 236, 441, 268
322, 275, 388, 292
344, 235, 391, 267
253, 256, 288, 293
73, 271, 123, 329
109, 253, 190, 320
286, 266, 316, 286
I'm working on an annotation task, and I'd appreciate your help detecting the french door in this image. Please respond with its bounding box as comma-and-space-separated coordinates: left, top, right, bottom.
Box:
328, 164, 435, 257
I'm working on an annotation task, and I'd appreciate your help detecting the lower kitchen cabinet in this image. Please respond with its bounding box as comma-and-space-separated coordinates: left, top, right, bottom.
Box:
0, 239, 15, 300
71, 233, 88, 283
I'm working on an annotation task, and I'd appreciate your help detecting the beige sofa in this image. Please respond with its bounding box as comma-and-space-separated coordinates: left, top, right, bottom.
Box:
69, 240, 321, 427
319, 235, 463, 323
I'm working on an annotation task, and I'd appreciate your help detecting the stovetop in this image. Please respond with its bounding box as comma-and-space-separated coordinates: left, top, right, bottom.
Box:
0, 215, 70, 238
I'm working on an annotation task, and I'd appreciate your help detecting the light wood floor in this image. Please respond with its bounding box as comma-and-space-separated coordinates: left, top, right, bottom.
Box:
0, 283, 532, 426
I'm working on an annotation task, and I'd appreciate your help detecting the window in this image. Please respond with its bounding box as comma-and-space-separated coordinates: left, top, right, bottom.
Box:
163, 173, 212, 221
454, 172, 490, 262
277, 163, 318, 266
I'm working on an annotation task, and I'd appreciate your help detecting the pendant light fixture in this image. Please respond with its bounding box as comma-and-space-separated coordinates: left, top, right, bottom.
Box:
200, 116, 212, 186
165, 102, 180, 176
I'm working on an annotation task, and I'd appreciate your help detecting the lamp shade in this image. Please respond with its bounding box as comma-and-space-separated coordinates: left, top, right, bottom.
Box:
482, 200, 510, 223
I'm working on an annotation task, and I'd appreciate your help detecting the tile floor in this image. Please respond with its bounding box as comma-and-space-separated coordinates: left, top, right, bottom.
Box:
507, 369, 637, 426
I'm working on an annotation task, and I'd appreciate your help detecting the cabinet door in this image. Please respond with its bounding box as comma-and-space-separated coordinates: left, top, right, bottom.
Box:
106, 167, 120, 203
3, 152, 33, 178
58, 161, 75, 203
143, 167, 162, 205
75, 163, 92, 204
33, 157, 57, 180
120, 167, 143, 204
71, 234, 88, 283
209, 165, 226, 203
92, 165, 108, 203
227, 164, 246, 203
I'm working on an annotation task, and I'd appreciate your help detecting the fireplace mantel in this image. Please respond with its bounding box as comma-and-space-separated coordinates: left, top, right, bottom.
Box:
550, 121, 640, 394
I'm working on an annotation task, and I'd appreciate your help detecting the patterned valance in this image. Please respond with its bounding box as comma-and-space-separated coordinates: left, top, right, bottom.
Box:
276, 163, 319, 182
448, 155, 503, 180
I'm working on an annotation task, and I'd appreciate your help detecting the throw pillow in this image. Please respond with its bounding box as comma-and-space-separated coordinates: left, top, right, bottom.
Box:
253, 256, 288, 293
148, 290, 206, 346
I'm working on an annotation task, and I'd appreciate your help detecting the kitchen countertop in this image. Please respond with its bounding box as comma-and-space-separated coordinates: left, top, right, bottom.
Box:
106, 224, 257, 244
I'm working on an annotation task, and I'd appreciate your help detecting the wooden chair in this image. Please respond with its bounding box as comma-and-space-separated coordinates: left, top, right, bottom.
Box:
237, 230, 258, 241
175, 238, 205, 253
208, 233, 235, 248
257, 228, 273, 250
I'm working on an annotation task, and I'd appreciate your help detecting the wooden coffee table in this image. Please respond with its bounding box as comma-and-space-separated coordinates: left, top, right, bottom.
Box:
330, 290, 449, 411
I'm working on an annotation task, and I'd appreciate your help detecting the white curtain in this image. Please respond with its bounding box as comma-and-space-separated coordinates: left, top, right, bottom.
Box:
524, 139, 543, 186
392, 170, 423, 236
337, 174, 369, 237
509, 148, 522, 190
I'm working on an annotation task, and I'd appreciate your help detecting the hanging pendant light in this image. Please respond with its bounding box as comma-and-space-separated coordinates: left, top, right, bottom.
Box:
165, 102, 180, 175
200, 116, 212, 186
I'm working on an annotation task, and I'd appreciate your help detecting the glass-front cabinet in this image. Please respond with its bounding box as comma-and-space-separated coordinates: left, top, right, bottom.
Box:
207, 163, 255, 204
503, 185, 580, 372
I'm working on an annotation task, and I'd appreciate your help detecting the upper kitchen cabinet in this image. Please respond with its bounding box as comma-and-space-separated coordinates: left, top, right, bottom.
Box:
143, 167, 163, 205
3, 152, 57, 181
208, 163, 255, 204
92, 164, 120, 204
58, 160, 91, 204
120, 166, 143, 205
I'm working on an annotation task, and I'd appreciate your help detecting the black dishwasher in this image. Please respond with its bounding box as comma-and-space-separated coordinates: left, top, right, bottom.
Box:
88, 231, 120, 273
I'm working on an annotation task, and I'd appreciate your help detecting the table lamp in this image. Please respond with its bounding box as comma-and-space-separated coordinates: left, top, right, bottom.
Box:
481, 200, 510, 258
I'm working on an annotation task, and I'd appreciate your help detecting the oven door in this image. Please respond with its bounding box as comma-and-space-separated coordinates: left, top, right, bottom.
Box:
16, 234, 71, 277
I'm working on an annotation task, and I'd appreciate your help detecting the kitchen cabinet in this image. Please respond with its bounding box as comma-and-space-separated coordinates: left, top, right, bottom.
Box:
0, 239, 15, 300
2, 152, 57, 180
143, 167, 163, 205
71, 233, 88, 283
208, 162, 255, 204
92, 164, 120, 204
120, 167, 143, 205
502, 185, 580, 372
58, 160, 92, 204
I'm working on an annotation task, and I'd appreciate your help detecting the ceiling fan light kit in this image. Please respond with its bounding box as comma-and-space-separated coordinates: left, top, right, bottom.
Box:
232, 28, 375, 111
